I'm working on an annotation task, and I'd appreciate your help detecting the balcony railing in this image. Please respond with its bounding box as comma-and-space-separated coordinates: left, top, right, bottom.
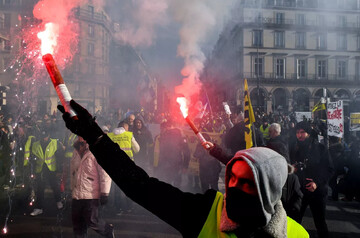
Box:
243, 0, 359, 10
73, 8, 113, 31
243, 17, 360, 29
242, 72, 357, 81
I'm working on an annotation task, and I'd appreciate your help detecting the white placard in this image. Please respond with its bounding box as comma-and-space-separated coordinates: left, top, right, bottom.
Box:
350, 113, 360, 131
295, 112, 312, 122
327, 100, 344, 138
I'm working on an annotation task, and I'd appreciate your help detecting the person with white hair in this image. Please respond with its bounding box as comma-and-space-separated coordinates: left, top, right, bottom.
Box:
267, 123, 289, 161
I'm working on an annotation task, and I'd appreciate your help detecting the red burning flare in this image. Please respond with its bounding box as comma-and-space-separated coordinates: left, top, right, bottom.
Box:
176, 97, 188, 118
38, 22, 77, 118
37, 22, 59, 56
176, 96, 209, 148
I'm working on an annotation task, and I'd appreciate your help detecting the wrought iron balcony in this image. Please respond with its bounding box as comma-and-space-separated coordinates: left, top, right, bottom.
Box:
243, 0, 360, 11
242, 72, 358, 85
73, 8, 113, 32
241, 17, 360, 30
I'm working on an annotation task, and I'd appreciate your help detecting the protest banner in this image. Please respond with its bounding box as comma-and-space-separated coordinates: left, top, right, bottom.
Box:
327, 100, 344, 138
350, 113, 360, 131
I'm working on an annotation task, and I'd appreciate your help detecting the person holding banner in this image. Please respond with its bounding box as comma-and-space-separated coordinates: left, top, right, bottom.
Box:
289, 121, 334, 238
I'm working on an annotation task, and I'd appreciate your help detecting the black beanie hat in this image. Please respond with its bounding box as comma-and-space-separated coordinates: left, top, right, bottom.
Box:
295, 121, 312, 134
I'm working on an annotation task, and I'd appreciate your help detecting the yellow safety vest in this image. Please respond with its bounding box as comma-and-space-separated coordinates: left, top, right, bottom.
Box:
31, 139, 58, 173
198, 192, 309, 238
64, 133, 77, 159
24, 136, 35, 166
260, 125, 270, 141
108, 131, 134, 158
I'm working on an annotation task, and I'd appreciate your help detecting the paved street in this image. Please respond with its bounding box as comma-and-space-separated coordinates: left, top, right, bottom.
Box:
1, 187, 360, 237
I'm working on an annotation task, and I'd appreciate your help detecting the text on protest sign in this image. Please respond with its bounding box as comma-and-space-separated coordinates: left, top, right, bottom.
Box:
327, 100, 344, 138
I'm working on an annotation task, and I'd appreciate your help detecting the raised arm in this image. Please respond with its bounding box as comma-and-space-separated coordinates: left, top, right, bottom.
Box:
58, 100, 216, 237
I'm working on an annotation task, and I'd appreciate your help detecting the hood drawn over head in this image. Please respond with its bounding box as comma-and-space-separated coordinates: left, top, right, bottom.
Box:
225, 147, 288, 225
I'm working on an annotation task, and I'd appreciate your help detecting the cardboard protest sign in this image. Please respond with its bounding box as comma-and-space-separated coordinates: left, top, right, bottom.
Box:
350, 113, 360, 131
327, 100, 344, 138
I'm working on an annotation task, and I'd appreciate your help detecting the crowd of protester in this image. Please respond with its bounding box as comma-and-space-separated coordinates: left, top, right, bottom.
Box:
0, 103, 359, 237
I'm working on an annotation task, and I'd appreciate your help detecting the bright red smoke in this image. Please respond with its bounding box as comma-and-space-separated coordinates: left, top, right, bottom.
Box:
33, 0, 79, 66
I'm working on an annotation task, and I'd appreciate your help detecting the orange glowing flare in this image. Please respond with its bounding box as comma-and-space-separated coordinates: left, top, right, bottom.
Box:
42, 54, 77, 118
37, 22, 59, 55
176, 97, 209, 148
176, 97, 188, 118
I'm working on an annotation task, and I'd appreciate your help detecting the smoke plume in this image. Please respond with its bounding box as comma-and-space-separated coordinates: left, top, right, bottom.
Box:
114, 0, 169, 48
33, 0, 105, 64
171, 0, 235, 102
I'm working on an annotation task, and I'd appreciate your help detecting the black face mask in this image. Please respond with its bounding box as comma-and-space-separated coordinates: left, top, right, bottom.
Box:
226, 187, 266, 228
297, 137, 310, 147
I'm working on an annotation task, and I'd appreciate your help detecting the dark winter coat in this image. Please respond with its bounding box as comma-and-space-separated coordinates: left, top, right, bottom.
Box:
289, 137, 334, 196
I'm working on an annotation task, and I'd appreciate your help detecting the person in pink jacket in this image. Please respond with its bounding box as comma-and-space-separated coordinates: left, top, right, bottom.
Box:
70, 137, 115, 238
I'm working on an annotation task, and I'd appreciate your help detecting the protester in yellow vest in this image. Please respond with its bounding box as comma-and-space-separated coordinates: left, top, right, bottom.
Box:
28, 129, 65, 216
107, 120, 139, 159
61, 132, 77, 192
64, 132, 78, 160
107, 120, 140, 214
58, 100, 309, 238
260, 119, 270, 143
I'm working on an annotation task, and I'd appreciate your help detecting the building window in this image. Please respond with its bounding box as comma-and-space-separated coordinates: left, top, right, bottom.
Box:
275, 31, 285, 48
337, 34, 347, 50
357, 35, 360, 50
337, 60, 347, 78
87, 43, 94, 56
296, 59, 306, 79
295, 14, 305, 25
317, 60, 327, 78
296, 0, 304, 7
0, 58, 4, 73
255, 12, 262, 23
338, 0, 345, 8
254, 57, 264, 77
275, 12, 285, 24
275, 58, 285, 78
295, 32, 306, 48
87, 62, 96, 74
4, 39, 10, 51
316, 15, 325, 26
88, 5, 94, 17
267, 0, 275, 6
74, 57, 80, 72
337, 16, 346, 27
253, 30, 263, 47
4, 13, 10, 29
88, 25, 94, 37
317, 33, 327, 49
275, 0, 284, 6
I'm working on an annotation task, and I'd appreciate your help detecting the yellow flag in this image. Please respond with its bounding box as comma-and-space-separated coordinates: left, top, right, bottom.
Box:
244, 79, 255, 149
312, 100, 326, 112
